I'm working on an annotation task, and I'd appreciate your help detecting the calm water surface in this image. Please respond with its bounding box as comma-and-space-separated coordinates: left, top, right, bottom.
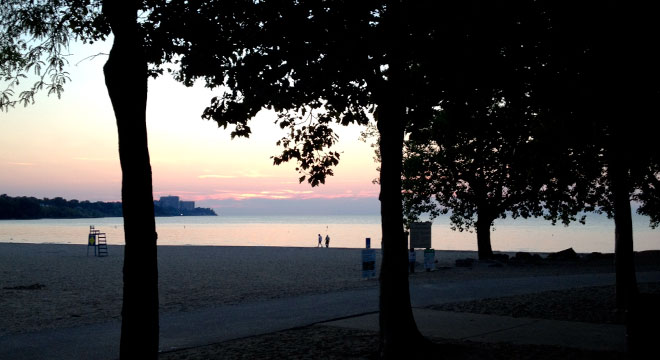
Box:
0, 214, 658, 253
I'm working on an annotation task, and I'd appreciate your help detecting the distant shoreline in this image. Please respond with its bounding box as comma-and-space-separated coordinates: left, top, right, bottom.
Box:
0, 194, 216, 219
0, 214, 217, 221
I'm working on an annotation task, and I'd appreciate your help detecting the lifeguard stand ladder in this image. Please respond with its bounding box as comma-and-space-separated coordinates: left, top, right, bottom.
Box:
87, 226, 108, 257
97, 232, 108, 257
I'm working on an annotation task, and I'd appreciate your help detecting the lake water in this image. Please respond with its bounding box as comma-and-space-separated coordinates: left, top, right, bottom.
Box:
0, 213, 658, 253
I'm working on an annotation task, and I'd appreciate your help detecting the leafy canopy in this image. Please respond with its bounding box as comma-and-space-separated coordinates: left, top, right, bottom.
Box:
0, 0, 109, 111
154, 0, 463, 186
401, 0, 607, 231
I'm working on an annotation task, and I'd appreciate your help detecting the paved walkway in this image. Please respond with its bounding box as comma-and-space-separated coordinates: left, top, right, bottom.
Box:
2, 271, 659, 359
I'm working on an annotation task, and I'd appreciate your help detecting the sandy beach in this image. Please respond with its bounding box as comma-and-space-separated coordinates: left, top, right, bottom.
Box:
1, 243, 372, 335
1, 242, 648, 336
2, 242, 659, 359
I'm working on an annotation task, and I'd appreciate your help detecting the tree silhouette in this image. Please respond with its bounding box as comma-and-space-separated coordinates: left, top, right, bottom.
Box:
400, 1, 601, 260
537, 1, 660, 315
2, 1, 159, 357
6, 1, 658, 357
402, 110, 553, 260
102, 1, 160, 357
164, 0, 458, 356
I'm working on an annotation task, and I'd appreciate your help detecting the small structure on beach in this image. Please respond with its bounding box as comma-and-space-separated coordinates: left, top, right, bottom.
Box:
410, 222, 434, 271
410, 222, 432, 249
361, 237, 377, 279
87, 226, 108, 257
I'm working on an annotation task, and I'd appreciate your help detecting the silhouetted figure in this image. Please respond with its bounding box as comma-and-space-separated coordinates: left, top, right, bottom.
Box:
317, 234, 323, 247
409, 248, 416, 274
325, 234, 330, 248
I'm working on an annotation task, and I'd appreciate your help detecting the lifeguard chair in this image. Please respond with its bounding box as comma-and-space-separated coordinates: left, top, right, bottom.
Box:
87, 226, 108, 257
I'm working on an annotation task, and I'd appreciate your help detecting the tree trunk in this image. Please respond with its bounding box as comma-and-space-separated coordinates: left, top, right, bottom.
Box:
376, 3, 425, 355
377, 101, 424, 359
103, 1, 159, 358
609, 151, 637, 313
475, 210, 494, 260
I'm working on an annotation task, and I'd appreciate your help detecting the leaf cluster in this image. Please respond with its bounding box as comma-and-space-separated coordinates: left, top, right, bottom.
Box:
272, 112, 341, 186
0, 0, 109, 111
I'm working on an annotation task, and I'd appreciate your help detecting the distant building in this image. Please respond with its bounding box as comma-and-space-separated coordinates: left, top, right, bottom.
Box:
159, 196, 180, 209
179, 201, 195, 211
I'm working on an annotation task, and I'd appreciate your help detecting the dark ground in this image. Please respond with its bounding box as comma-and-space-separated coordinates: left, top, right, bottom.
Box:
160, 252, 660, 360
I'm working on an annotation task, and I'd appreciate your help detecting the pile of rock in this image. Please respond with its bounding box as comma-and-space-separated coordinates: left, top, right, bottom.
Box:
453, 247, 605, 268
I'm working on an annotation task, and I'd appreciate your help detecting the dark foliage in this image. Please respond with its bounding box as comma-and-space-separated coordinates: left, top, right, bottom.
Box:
0, 194, 122, 219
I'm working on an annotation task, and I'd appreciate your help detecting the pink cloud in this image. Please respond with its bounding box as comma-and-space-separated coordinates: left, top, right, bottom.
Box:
198, 174, 237, 179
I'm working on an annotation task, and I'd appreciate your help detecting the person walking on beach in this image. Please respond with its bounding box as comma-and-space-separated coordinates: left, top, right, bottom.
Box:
325, 234, 330, 248
317, 234, 323, 247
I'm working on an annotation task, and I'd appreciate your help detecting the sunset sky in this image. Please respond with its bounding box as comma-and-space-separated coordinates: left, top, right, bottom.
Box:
0, 39, 381, 214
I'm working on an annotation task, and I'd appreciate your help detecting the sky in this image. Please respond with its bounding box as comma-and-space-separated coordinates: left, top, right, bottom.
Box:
0, 39, 381, 215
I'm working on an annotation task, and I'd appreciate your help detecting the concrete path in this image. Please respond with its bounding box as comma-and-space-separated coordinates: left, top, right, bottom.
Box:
2, 271, 659, 359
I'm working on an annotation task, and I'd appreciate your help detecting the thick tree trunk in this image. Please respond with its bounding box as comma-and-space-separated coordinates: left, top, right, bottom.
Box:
376, 1, 427, 358
609, 152, 637, 313
597, 0, 638, 316
475, 211, 494, 260
610, 147, 644, 356
103, 1, 159, 358
377, 102, 424, 359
